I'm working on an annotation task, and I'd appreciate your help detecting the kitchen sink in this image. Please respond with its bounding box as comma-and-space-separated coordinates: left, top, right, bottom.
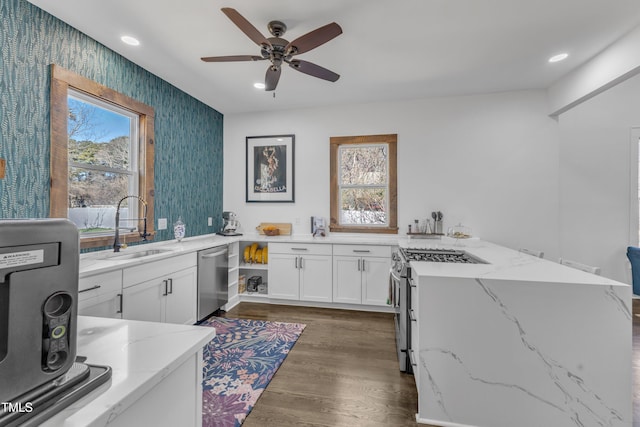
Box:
98, 248, 173, 260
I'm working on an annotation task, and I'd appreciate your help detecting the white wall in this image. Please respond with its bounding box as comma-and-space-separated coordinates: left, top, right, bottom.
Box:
557, 73, 640, 283
223, 90, 561, 259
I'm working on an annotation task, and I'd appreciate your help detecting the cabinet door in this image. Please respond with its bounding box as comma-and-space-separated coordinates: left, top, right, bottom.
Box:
268, 254, 299, 300
78, 290, 123, 319
299, 255, 332, 302
362, 256, 391, 306
122, 278, 164, 322
165, 267, 197, 325
332, 256, 362, 304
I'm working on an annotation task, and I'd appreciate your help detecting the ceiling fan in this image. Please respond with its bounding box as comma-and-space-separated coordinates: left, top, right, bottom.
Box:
201, 8, 342, 91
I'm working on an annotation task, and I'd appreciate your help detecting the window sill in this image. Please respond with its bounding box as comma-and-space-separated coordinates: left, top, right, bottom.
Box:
80, 232, 155, 250
329, 225, 398, 234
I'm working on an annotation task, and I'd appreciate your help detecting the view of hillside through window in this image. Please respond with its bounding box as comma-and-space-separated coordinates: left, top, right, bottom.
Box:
338, 144, 388, 225
67, 91, 138, 234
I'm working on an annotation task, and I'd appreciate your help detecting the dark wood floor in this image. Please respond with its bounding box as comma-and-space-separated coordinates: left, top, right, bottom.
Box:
223, 303, 423, 427
225, 301, 640, 426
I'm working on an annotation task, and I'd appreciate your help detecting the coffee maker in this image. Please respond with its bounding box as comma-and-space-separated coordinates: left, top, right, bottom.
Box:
217, 211, 242, 236
0, 219, 111, 425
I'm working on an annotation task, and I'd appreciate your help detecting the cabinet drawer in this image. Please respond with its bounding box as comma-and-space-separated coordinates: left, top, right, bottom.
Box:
268, 242, 332, 256
332, 244, 391, 258
78, 269, 122, 302
123, 252, 197, 288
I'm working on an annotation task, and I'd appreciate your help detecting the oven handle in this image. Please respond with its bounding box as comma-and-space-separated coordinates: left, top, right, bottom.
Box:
408, 349, 417, 367
388, 271, 397, 307
389, 268, 402, 308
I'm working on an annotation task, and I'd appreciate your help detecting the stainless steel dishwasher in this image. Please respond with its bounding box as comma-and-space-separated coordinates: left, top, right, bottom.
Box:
197, 245, 228, 321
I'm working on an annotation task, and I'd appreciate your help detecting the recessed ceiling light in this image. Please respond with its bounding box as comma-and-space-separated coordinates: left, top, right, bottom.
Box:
121, 36, 140, 46
548, 53, 568, 63
253, 82, 266, 89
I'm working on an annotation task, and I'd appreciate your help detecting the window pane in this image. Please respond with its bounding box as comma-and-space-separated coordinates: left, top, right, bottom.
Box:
68, 97, 132, 169
340, 187, 387, 225
340, 145, 387, 185
68, 166, 128, 233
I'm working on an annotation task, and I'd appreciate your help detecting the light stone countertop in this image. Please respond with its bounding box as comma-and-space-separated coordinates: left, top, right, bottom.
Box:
79, 232, 400, 277
39, 316, 215, 427
403, 237, 628, 287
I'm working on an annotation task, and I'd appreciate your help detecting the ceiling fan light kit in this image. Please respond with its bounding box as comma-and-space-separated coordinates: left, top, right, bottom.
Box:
201, 7, 342, 91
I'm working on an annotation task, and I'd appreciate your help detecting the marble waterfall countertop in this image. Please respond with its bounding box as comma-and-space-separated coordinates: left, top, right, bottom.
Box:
406, 239, 632, 427
402, 238, 626, 286
40, 316, 215, 427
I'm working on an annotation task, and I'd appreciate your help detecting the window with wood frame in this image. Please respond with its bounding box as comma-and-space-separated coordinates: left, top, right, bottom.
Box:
50, 64, 155, 249
330, 134, 398, 234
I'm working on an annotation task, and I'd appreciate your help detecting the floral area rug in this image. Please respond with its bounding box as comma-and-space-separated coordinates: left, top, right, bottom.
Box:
199, 317, 306, 427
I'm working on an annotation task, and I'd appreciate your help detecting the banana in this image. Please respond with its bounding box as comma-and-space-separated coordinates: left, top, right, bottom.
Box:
243, 246, 251, 263
249, 242, 259, 263
262, 246, 268, 264
254, 248, 262, 264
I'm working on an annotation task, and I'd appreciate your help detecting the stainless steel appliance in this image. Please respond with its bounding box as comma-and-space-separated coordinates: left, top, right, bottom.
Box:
0, 219, 80, 402
217, 211, 242, 236
401, 248, 487, 264
197, 246, 229, 321
390, 250, 408, 372
0, 219, 111, 425
392, 247, 489, 373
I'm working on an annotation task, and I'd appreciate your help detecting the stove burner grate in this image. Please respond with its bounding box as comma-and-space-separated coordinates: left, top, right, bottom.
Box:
401, 248, 487, 264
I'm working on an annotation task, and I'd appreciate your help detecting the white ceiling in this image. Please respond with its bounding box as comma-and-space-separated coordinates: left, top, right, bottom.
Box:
27, 0, 640, 115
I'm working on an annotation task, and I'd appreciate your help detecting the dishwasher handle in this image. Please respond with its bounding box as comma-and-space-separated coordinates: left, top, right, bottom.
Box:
200, 248, 228, 259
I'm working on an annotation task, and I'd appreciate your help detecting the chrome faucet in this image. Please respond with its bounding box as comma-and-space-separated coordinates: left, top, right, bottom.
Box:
113, 195, 150, 252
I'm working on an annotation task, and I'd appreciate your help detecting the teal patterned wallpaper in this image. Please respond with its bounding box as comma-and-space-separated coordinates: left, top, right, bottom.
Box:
0, 0, 224, 244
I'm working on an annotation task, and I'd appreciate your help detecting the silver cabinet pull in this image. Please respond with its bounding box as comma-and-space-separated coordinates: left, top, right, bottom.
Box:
79, 285, 101, 293
117, 293, 123, 314
357, 259, 361, 271
295, 257, 298, 269
409, 277, 417, 288
353, 249, 371, 253
361, 259, 365, 271
162, 279, 168, 296
409, 309, 417, 322
291, 247, 308, 251
168, 278, 173, 294
299, 257, 304, 269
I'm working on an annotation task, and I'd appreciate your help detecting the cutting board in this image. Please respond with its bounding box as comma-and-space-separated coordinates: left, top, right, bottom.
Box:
256, 222, 292, 235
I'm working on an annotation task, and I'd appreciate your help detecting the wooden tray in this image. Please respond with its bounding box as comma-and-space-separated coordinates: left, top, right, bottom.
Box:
256, 222, 292, 235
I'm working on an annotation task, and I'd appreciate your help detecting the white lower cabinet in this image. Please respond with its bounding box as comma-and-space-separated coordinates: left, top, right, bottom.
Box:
122, 253, 198, 325
333, 245, 391, 307
122, 266, 197, 324
78, 270, 123, 319
268, 243, 332, 302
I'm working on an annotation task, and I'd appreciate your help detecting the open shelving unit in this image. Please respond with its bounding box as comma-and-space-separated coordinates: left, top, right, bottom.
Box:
238, 241, 269, 297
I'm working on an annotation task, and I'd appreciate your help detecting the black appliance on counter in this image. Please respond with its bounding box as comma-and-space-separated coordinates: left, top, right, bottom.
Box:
0, 219, 111, 426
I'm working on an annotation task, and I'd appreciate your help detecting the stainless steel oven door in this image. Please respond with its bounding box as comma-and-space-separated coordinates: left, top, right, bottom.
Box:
390, 267, 407, 372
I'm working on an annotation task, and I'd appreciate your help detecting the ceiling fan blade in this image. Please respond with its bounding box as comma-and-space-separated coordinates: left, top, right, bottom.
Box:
221, 7, 272, 50
288, 60, 340, 82
265, 66, 281, 91
201, 55, 265, 62
285, 22, 342, 55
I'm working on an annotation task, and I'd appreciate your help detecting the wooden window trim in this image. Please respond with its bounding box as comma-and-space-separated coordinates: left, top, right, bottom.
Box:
50, 64, 155, 249
329, 134, 398, 234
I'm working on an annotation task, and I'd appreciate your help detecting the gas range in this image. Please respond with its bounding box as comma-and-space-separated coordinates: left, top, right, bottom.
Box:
400, 248, 487, 264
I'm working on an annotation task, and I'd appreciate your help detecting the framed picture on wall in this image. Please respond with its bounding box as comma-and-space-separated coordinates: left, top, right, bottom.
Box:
246, 134, 295, 203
